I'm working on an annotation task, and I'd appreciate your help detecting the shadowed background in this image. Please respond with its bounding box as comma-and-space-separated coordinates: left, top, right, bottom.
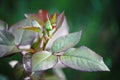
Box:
0, 0, 119, 80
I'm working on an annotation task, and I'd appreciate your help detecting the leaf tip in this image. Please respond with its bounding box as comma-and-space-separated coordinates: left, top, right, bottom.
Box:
24, 13, 28, 18
103, 65, 110, 71
79, 30, 82, 36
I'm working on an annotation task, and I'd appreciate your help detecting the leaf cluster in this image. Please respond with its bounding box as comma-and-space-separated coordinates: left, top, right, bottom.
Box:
0, 10, 110, 80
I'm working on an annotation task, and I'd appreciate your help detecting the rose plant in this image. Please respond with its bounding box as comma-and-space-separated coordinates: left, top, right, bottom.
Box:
0, 10, 110, 80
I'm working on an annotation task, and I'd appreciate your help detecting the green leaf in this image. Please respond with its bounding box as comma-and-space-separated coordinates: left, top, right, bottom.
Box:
0, 45, 19, 57
31, 71, 43, 80
0, 21, 19, 57
42, 75, 60, 80
21, 27, 41, 32
0, 75, 8, 80
52, 31, 82, 53
0, 31, 14, 45
32, 51, 58, 71
9, 19, 36, 45
0, 20, 8, 31
45, 18, 69, 50
60, 46, 110, 71
53, 68, 66, 80
13, 63, 25, 80
31, 38, 41, 50
41, 69, 65, 80
0, 31, 19, 57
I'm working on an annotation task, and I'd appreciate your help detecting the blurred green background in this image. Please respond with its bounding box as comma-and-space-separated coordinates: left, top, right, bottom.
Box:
0, 0, 120, 80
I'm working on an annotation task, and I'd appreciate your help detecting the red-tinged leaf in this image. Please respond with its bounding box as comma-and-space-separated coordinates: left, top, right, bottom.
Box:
56, 12, 64, 28
52, 25, 56, 29
43, 10, 48, 22
25, 14, 45, 26
38, 10, 48, 23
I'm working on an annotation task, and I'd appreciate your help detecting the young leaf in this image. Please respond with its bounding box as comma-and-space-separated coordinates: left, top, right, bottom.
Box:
0, 20, 8, 31
52, 31, 82, 53
21, 27, 41, 32
32, 51, 58, 71
45, 18, 69, 50
38, 10, 48, 23
60, 46, 110, 71
56, 12, 64, 28
45, 19, 52, 31
31, 38, 41, 50
25, 14, 45, 26
9, 19, 36, 45
50, 13, 57, 24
